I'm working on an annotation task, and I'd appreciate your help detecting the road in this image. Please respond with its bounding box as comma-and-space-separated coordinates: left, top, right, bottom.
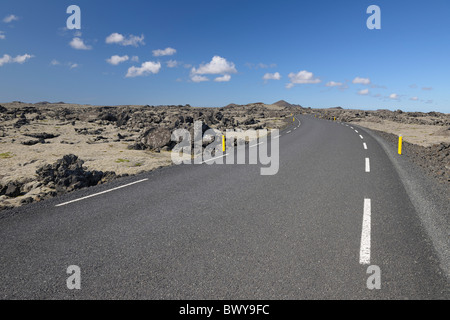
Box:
0, 115, 448, 299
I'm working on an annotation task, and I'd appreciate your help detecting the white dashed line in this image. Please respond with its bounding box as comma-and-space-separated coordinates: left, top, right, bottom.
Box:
359, 199, 372, 264
365, 158, 370, 172
363, 143, 367, 150
359, 135, 364, 139
202, 153, 229, 164
55, 178, 149, 207
249, 142, 263, 149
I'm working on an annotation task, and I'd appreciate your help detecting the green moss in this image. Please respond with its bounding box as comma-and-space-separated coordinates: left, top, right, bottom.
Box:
0, 152, 14, 159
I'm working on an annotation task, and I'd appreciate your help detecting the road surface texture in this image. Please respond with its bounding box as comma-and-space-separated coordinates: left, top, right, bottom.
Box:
1, 115, 448, 299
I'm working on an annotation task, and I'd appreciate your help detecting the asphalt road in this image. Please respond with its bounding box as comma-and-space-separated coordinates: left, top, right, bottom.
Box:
0, 115, 448, 299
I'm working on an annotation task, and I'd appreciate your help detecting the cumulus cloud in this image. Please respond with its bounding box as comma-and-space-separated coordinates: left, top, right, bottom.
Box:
358, 88, 369, 95
326, 81, 343, 87
106, 33, 145, 47
263, 72, 281, 81
389, 93, 398, 99
352, 77, 371, 85
166, 60, 179, 68
191, 75, 209, 83
70, 37, 91, 50
191, 56, 237, 75
214, 74, 231, 82
126, 61, 161, 78
3, 15, 19, 23
286, 70, 321, 88
0, 53, 33, 67
106, 55, 129, 65
153, 47, 176, 57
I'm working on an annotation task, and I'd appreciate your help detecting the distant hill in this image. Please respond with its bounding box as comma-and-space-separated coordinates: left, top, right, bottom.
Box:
273, 100, 303, 108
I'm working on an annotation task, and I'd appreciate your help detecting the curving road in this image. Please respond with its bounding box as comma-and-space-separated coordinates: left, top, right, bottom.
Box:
0, 115, 448, 299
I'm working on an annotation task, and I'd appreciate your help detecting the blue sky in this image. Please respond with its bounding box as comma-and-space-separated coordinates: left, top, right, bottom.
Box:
0, 0, 449, 112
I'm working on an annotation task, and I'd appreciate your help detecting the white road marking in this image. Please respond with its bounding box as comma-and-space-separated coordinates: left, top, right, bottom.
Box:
365, 158, 370, 172
363, 142, 367, 150
359, 199, 372, 265
55, 178, 149, 207
202, 153, 229, 164
359, 135, 364, 139
249, 142, 263, 149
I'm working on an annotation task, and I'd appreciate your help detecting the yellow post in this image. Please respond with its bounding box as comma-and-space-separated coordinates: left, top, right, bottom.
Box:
398, 135, 403, 155
222, 135, 226, 152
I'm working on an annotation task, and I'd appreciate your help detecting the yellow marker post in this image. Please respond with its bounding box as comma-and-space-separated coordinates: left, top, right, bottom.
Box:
398, 135, 403, 155
222, 135, 226, 153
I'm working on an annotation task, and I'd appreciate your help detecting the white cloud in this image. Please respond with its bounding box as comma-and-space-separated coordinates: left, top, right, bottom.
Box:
70, 37, 91, 50
191, 75, 209, 82
214, 74, 231, 82
191, 56, 237, 75
358, 89, 370, 95
3, 15, 19, 23
166, 60, 179, 68
389, 93, 398, 99
105, 33, 145, 47
352, 77, 371, 85
13, 54, 33, 64
287, 70, 321, 87
0, 31, 5, 40
106, 33, 124, 43
410, 97, 419, 101
153, 47, 176, 57
0, 53, 33, 67
286, 83, 294, 89
126, 61, 161, 78
106, 55, 129, 65
263, 72, 281, 80
326, 81, 343, 87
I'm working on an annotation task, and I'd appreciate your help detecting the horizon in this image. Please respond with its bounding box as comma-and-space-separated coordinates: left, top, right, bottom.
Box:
1, 0, 449, 113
